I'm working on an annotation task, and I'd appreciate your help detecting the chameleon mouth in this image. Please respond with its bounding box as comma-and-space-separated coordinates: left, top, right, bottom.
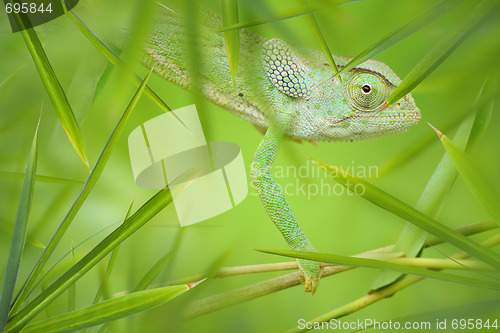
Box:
326, 108, 421, 128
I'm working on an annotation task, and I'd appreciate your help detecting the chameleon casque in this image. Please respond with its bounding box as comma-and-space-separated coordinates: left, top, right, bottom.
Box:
144, 5, 421, 293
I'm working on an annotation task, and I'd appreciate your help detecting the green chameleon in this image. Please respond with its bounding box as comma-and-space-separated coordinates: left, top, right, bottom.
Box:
144, 5, 421, 294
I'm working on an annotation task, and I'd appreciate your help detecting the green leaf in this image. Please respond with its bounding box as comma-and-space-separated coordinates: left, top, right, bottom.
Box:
134, 228, 184, 292
60, 1, 187, 130
299, 0, 341, 79
334, 0, 467, 77
309, 158, 500, 271
222, 0, 240, 86
10, 6, 89, 169
216, 0, 357, 32
22, 282, 201, 333
0, 172, 83, 184
0, 117, 40, 332
5, 188, 174, 333
377, 83, 498, 177
430, 124, 500, 225
466, 82, 495, 151
10, 70, 154, 316
93, 203, 134, 305
372, 113, 476, 290
386, 0, 499, 106
257, 249, 500, 291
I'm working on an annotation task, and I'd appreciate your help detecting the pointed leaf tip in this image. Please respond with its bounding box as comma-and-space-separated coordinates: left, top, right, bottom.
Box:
380, 102, 389, 112
187, 278, 206, 289
427, 123, 444, 139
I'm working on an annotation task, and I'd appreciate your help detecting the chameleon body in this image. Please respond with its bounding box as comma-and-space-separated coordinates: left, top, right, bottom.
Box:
145, 6, 421, 293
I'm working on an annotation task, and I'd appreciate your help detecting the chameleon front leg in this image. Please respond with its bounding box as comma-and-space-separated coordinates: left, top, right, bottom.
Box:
250, 122, 321, 294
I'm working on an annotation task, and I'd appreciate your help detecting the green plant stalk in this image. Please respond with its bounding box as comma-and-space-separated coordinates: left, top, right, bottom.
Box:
92, 203, 133, 307
5, 188, 173, 333
257, 249, 500, 290
0, 172, 83, 184
10, 70, 153, 316
67, 248, 76, 312
386, 0, 499, 106
378, 86, 499, 177
388, 258, 493, 271
372, 113, 475, 289
0, 118, 40, 332
135, 251, 174, 292
285, 234, 500, 333
60, 1, 187, 130
334, 0, 467, 77
22, 282, 199, 333
431, 125, 500, 224
10, 4, 89, 168
298, 0, 341, 80
311, 158, 500, 271
216, 0, 356, 32
184, 220, 497, 318
222, 0, 240, 86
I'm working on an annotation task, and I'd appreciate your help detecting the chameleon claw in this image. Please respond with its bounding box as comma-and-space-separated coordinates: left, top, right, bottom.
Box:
297, 258, 321, 295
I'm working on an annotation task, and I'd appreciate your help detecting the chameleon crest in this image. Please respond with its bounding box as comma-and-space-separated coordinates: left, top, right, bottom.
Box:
262, 39, 310, 99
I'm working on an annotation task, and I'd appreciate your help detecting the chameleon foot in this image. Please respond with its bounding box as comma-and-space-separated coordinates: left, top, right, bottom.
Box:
297, 258, 321, 294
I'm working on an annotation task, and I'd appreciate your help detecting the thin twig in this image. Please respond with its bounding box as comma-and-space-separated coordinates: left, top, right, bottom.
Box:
184, 220, 497, 319
285, 233, 500, 333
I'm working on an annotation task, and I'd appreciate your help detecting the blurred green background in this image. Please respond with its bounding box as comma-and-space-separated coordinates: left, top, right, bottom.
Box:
1, 0, 499, 332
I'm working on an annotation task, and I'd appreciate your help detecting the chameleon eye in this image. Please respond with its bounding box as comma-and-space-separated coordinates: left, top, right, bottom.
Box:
346, 71, 391, 112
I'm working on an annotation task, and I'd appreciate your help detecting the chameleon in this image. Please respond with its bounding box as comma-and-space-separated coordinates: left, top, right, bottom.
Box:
144, 4, 421, 294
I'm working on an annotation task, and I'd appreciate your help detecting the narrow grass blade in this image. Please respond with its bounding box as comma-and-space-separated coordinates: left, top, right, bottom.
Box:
5, 188, 174, 333
216, 0, 357, 32
222, 0, 240, 86
22, 282, 201, 333
10, 70, 154, 316
60, 1, 186, 130
186, 220, 498, 319
466, 83, 494, 151
430, 124, 500, 224
67, 247, 76, 312
298, 0, 340, 78
134, 228, 183, 292
285, 234, 500, 333
372, 114, 475, 290
377, 85, 498, 177
258, 249, 500, 290
334, 0, 466, 77
10, 7, 89, 169
93, 203, 134, 304
309, 158, 500, 271
0, 118, 40, 332
385, 0, 499, 106
0, 172, 83, 184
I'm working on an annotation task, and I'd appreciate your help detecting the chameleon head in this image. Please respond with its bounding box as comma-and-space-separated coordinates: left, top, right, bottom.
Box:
320, 59, 422, 141
261, 39, 421, 142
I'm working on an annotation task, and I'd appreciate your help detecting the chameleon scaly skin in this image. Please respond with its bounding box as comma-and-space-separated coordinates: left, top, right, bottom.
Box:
145, 5, 421, 293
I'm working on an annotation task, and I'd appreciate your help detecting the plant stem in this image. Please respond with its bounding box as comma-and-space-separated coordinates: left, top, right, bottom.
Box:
285, 233, 500, 333
184, 220, 497, 319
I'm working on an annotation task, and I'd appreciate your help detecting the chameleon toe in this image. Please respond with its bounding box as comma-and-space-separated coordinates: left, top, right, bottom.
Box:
297, 258, 321, 295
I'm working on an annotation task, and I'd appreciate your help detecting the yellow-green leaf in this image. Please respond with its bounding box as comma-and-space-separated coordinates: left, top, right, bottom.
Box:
431, 124, 500, 225
222, 0, 240, 86
0, 117, 40, 332
11, 7, 89, 169
309, 157, 500, 271
22, 282, 200, 333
